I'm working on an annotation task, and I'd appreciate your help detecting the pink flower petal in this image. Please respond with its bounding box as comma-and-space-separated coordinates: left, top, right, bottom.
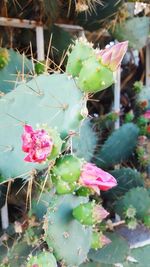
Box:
97, 41, 128, 71
79, 162, 117, 193
22, 124, 53, 163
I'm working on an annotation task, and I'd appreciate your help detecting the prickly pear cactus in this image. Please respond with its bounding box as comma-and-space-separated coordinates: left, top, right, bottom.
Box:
44, 194, 92, 266
0, 73, 86, 180
112, 16, 150, 50
7, 241, 33, 267
95, 123, 139, 168
66, 38, 94, 77
0, 49, 32, 93
115, 187, 150, 220
89, 232, 129, 265
72, 118, 98, 162
103, 167, 144, 201
27, 251, 57, 267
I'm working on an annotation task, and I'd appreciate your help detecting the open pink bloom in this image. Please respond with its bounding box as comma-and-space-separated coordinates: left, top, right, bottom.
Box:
143, 110, 150, 120
79, 163, 117, 194
97, 41, 128, 71
22, 125, 53, 163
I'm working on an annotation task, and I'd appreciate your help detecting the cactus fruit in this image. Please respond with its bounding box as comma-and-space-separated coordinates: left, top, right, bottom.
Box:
54, 178, 77, 195
51, 156, 82, 194
27, 251, 57, 267
66, 38, 94, 77
91, 232, 111, 249
72, 202, 109, 225
0, 73, 86, 180
76, 186, 92, 197
44, 194, 92, 266
51, 154, 82, 183
115, 187, 150, 220
0, 48, 9, 70
77, 56, 114, 93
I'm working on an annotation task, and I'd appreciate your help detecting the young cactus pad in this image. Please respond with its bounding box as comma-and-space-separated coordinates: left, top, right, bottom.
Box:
27, 251, 57, 267
0, 73, 86, 180
66, 39, 94, 77
44, 194, 92, 266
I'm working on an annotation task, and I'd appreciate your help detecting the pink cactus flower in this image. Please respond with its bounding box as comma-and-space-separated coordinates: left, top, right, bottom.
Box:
93, 205, 109, 222
79, 163, 117, 194
143, 110, 150, 120
97, 41, 128, 71
22, 125, 53, 163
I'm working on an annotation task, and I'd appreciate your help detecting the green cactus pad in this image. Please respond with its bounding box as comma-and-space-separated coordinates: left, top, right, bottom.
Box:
7, 241, 32, 267
27, 251, 57, 267
52, 154, 82, 183
102, 167, 144, 202
66, 39, 94, 77
30, 191, 57, 220
44, 194, 92, 266
95, 123, 139, 168
72, 118, 98, 162
89, 232, 129, 265
115, 187, 150, 220
77, 57, 114, 93
0, 49, 32, 93
0, 73, 85, 180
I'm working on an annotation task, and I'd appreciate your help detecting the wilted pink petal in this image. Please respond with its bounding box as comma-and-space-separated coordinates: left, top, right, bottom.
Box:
93, 205, 109, 222
79, 163, 117, 194
97, 41, 128, 71
22, 125, 53, 163
143, 110, 150, 120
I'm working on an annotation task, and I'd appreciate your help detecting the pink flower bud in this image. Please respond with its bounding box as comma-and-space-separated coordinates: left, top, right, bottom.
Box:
143, 110, 150, 120
22, 125, 53, 163
79, 162, 117, 194
93, 205, 109, 222
97, 41, 128, 71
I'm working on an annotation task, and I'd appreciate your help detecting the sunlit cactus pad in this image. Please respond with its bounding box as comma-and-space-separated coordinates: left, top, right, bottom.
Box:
0, 73, 86, 180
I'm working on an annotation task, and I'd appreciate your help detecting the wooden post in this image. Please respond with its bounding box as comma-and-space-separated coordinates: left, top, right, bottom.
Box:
146, 37, 150, 87
114, 67, 121, 129
1, 202, 9, 229
36, 26, 45, 61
